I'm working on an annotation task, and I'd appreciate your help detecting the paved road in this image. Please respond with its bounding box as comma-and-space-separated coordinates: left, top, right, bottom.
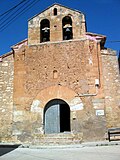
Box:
0, 145, 120, 160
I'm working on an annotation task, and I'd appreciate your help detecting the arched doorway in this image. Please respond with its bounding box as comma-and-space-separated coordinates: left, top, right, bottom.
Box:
44, 99, 71, 134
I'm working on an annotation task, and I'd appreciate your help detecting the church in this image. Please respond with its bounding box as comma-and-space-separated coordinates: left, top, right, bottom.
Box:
0, 4, 120, 144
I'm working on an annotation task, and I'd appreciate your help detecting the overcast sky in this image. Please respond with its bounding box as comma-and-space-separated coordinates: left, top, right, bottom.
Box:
0, 0, 120, 56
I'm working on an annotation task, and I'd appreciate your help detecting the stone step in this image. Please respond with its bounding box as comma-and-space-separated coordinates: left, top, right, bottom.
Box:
32, 132, 83, 145
44, 132, 74, 138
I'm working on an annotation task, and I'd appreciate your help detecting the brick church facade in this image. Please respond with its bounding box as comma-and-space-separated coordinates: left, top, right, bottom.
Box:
0, 4, 120, 144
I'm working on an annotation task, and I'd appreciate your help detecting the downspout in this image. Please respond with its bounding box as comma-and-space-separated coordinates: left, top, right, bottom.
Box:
96, 39, 101, 87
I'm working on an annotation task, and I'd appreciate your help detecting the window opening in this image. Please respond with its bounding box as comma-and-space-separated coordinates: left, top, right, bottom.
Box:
54, 8, 57, 16
62, 16, 73, 40
53, 70, 58, 79
40, 19, 50, 42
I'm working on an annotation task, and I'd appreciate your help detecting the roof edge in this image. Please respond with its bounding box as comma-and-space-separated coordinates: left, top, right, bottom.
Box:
28, 3, 84, 21
0, 51, 13, 59
86, 32, 106, 38
11, 38, 28, 48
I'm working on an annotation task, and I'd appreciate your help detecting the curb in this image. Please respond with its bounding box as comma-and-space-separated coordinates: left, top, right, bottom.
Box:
82, 141, 120, 147
19, 141, 120, 149
0, 141, 120, 149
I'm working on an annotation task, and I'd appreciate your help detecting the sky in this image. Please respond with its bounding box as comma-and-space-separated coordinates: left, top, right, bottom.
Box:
0, 0, 120, 56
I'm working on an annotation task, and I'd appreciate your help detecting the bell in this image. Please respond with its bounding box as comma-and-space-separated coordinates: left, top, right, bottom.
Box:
44, 29, 48, 33
42, 27, 50, 32
63, 24, 72, 28
65, 27, 71, 32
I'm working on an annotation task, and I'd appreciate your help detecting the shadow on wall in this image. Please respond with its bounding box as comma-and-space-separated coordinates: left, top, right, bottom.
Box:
0, 145, 20, 156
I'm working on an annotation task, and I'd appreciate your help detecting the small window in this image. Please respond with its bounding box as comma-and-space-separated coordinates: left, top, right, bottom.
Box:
54, 8, 57, 16
53, 70, 58, 79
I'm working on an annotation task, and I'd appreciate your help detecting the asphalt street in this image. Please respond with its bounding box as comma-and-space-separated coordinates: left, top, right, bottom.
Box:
0, 145, 120, 160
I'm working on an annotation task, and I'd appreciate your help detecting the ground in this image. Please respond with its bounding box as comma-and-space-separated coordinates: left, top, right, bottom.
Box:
0, 144, 120, 160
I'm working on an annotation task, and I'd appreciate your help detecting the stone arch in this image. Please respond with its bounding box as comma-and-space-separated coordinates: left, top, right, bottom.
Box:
33, 86, 83, 111
31, 86, 84, 133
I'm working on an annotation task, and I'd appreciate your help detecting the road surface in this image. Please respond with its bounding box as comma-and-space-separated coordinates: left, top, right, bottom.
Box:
0, 145, 120, 160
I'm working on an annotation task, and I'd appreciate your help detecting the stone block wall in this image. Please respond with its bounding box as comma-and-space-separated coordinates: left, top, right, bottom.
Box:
0, 53, 14, 141
101, 49, 120, 128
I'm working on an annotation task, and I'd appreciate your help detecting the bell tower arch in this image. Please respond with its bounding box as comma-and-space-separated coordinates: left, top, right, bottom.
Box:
62, 16, 73, 40
40, 19, 50, 42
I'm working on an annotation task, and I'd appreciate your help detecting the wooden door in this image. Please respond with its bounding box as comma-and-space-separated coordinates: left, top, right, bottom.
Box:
45, 104, 60, 134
